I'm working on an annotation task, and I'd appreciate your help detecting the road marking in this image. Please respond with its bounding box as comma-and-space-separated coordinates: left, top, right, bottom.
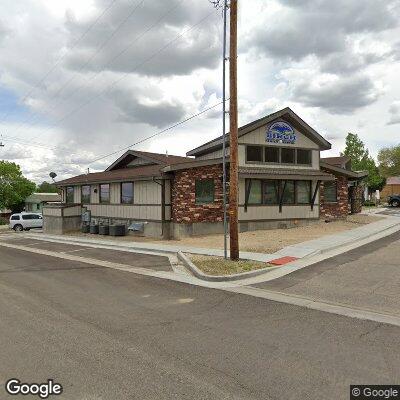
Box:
2, 240, 400, 328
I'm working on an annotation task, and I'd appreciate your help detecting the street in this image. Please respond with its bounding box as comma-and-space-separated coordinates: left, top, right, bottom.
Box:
1, 240, 400, 400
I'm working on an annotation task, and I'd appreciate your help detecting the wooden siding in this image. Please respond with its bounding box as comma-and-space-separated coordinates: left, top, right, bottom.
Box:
86, 204, 170, 221
381, 184, 400, 198
43, 207, 62, 217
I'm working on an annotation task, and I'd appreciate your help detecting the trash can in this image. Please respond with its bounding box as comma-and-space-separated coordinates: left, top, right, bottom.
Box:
81, 224, 90, 233
99, 225, 109, 235
90, 224, 99, 234
109, 224, 126, 236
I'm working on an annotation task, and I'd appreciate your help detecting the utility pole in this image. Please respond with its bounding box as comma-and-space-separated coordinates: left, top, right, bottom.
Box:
229, 0, 239, 260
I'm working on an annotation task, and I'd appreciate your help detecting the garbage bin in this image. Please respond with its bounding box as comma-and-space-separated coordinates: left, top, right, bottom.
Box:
109, 224, 126, 236
99, 225, 109, 235
90, 224, 99, 234
81, 224, 90, 233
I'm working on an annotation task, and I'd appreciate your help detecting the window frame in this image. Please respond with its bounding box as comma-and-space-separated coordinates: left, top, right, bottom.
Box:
66, 186, 74, 204
195, 179, 215, 205
264, 147, 280, 164
324, 181, 338, 203
280, 147, 296, 164
296, 149, 312, 165
246, 145, 264, 163
245, 145, 313, 166
81, 185, 91, 204
121, 182, 134, 205
99, 184, 110, 204
296, 180, 312, 204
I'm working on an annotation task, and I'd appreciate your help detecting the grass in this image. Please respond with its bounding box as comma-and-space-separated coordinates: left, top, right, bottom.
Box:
189, 254, 272, 276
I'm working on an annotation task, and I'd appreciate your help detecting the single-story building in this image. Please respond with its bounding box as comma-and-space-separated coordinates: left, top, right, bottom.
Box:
49, 107, 367, 238
25, 192, 62, 213
381, 176, 400, 199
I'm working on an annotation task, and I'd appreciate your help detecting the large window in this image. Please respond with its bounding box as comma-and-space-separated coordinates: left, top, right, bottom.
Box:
281, 148, 295, 164
265, 147, 279, 163
121, 182, 134, 204
66, 186, 74, 204
263, 181, 279, 204
100, 184, 110, 204
282, 180, 295, 204
324, 181, 337, 203
81, 185, 91, 203
246, 146, 263, 162
195, 179, 215, 204
297, 149, 312, 165
297, 181, 311, 204
248, 180, 262, 204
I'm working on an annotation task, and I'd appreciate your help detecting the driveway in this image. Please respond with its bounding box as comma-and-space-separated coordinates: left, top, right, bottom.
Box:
0, 245, 400, 400
254, 231, 400, 316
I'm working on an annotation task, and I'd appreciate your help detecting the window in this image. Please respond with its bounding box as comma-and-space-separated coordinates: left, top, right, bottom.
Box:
282, 181, 295, 204
36, 204, 40, 211
246, 146, 263, 162
265, 147, 279, 163
297, 149, 312, 165
281, 148, 295, 164
81, 185, 91, 204
22, 214, 40, 220
66, 186, 74, 204
324, 181, 338, 203
195, 179, 215, 204
248, 180, 262, 204
11, 215, 20, 220
100, 184, 110, 204
296, 181, 311, 204
121, 182, 134, 204
263, 180, 279, 204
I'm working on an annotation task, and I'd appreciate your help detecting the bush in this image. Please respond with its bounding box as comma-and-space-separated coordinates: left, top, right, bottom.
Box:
363, 200, 376, 207
0, 217, 8, 225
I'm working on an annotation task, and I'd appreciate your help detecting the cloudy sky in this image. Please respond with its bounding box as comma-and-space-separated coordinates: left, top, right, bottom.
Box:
0, 0, 399, 182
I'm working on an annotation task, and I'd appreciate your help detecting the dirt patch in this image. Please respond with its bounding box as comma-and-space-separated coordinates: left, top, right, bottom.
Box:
189, 254, 269, 276
63, 214, 384, 254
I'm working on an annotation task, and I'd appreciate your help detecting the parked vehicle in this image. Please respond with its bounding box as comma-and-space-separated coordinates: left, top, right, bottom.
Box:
9, 213, 43, 231
388, 195, 400, 207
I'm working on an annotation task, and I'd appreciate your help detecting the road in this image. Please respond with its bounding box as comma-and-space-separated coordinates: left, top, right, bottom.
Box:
1, 243, 400, 400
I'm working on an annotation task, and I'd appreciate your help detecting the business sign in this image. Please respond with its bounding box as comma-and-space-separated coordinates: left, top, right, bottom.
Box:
266, 121, 296, 144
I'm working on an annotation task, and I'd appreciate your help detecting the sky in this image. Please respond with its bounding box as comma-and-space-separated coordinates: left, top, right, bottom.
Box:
0, 0, 399, 183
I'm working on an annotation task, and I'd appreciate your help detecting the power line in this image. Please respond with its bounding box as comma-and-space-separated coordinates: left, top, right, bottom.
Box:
21, 10, 217, 143
88, 99, 228, 165
24, 0, 184, 143
5, 0, 147, 140
0, 0, 119, 124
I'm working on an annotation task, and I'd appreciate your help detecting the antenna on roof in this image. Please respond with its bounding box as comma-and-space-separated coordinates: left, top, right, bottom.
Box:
0, 134, 4, 147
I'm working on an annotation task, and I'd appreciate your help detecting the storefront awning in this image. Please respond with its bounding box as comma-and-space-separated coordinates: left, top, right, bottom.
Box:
239, 167, 335, 181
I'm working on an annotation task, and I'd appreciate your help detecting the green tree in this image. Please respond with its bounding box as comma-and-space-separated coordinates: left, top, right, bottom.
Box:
36, 181, 58, 193
0, 161, 36, 211
378, 145, 400, 178
342, 133, 385, 191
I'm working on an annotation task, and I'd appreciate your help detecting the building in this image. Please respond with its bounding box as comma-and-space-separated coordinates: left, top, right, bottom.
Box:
381, 176, 400, 199
25, 193, 62, 213
49, 107, 367, 238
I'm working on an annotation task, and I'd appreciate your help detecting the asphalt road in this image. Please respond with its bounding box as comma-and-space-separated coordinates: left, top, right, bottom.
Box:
255, 231, 400, 316
1, 245, 400, 400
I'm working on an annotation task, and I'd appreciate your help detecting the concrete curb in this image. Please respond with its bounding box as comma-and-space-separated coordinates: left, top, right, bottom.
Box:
177, 251, 278, 282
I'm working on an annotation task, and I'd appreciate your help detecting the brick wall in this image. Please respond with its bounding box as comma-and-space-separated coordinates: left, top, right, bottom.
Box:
171, 164, 224, 223
320, 175, 349, 219
350, 185, 363, 214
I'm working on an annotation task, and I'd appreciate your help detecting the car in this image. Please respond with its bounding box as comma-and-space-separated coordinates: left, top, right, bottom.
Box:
9, 213, 43, 231
388, 194, 400, 207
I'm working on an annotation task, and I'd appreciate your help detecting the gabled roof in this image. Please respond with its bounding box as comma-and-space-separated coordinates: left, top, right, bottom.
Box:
187, 107, 331, 157
106, 150, 191, 171
387, 176, 400, 185
25, 193, 61, 203
322, 156, 351, 169
320, 161, 368, 180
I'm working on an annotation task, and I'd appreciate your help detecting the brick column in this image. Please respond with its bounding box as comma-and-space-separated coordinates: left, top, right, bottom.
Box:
320, 176, 349, 219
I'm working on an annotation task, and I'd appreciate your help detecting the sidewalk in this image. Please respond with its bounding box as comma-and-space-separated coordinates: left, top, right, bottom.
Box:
25, 215, 400, 263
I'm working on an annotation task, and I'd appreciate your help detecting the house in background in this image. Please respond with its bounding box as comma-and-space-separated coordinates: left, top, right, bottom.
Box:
0, 208, 12, 219
381, 176, 400, 199
48, 107, 367, 238
25, 192, 61, 213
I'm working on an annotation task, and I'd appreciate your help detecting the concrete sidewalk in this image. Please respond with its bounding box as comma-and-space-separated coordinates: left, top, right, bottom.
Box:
22, 215, 400, 263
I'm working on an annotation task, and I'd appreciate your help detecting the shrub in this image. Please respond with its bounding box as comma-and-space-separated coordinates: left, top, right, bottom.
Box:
0, 217, 8, 225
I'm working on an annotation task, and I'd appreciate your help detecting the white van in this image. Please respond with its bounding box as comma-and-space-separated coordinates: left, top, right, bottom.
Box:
9, 213, 43, 231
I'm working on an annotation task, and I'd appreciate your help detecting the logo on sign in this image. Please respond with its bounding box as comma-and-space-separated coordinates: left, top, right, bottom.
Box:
266, 121, 296, 144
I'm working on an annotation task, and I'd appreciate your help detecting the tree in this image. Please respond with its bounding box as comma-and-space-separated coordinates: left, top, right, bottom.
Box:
378, 145, 400, 178
342, 133, 385, 191
36, 181, 58, 193
0, 161, 36, 211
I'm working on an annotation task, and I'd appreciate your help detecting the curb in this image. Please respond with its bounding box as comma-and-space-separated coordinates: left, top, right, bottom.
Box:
177, 252, 278, 282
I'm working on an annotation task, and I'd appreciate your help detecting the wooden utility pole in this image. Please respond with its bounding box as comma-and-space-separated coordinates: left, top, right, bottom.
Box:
229, 0, 239, 260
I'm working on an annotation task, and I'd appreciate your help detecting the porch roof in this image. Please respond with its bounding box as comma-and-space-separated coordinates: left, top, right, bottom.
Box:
239, 166, 335, 181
